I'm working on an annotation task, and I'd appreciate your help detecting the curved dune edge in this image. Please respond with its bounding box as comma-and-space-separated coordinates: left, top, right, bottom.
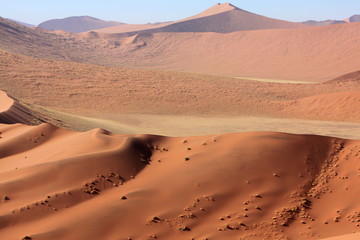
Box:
94, 2, 304, 35
325, 70, 360, 84
0, 123, 360, 239
282, 91, 360, 122
0, 90, 36, 124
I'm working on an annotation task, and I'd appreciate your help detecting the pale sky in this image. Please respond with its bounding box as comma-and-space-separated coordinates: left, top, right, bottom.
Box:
1, 0, 359, 25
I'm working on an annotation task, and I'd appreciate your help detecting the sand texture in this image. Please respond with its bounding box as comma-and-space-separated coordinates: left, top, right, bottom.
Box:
1, 17, 360, 82
0, 124, 360, 239
1, 2, 360, 239
0, 51, 360, 125
0, 90, 40, 125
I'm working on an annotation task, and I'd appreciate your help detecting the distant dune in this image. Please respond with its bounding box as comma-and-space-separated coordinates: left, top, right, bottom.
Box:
1, 3, 360, 240
282, 91, 360, 123
6, 18, 35, 28
95, 3, 306, 35
302, 20, 346, 26
38, 16, 123, 33
325, 71, 360, 84
303, 14, 360, 26
345, 14, 360, 23
1, 17, 360, 82
301, 14, 360, 26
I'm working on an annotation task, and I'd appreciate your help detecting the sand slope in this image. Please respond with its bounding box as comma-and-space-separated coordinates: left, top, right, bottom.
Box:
0, 90, 38, 125
325, 70, 360, 84
95, 3, 305, 35
1, 17, 360, 81
0, 124, 359, 239
281, 91, 360, 122
106, 23, 360, 82
322, 232, 360, 240
1, 51, 360, 125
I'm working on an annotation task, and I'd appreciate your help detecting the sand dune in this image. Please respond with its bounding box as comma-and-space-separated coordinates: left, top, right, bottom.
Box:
1, 3, 360, 239
38, 16, 123, 33
0, 123, 359, 239
6, 18, 35, 28
347, 14, 360, 23
91, 22, 171, 34
302, 20, 346, 26
0, 90, 40, 125
1, 17, 360, 82
95, 3, 305, 36
281, 91, 360, 122
106, 23, 360, 82
325, 70, 360, 84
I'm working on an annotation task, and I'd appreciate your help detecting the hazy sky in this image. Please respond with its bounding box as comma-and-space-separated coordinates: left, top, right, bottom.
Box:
1, 0, 359, 25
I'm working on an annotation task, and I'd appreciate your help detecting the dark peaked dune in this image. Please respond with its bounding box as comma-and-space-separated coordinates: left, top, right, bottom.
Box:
38, 16, 124, 33
348, 14, 360, 23
95, 2, 306, 35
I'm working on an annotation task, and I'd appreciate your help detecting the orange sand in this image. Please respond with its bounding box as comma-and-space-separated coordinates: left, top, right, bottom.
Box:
0, 123, 360, 239
1, 3, 360, 240
1, 17, 360, 82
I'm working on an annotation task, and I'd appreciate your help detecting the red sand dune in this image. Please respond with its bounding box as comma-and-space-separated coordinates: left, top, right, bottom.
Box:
0, 90, 36, 125
0, 124, 360, 239
95, 3, 305, 35
1, 3, 360, 240
106, 23, 360, 82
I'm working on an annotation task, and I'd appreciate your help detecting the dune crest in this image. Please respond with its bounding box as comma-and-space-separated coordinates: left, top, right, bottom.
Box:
181, 2, 237, 21
0, 123, 360, 239
0, 90, 38, 125
94, 2, 305, 35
